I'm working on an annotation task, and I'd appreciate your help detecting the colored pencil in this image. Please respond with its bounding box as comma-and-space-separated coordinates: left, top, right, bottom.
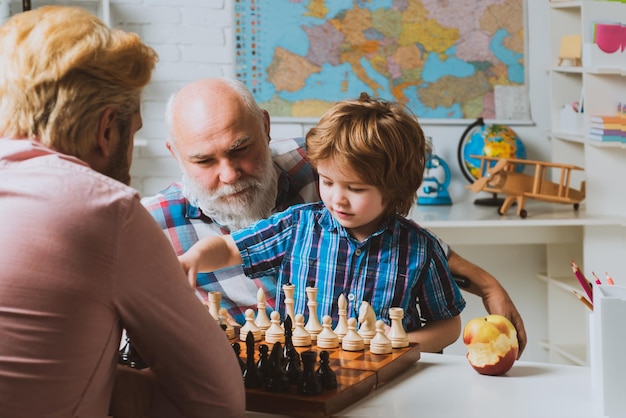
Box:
592, 272, 602, 285
572, 290, 593, 311
570, 259, 593, 302
605, 272, 615, 285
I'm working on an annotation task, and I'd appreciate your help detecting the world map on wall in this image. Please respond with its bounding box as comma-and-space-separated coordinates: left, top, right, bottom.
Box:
234, 0, 524, 119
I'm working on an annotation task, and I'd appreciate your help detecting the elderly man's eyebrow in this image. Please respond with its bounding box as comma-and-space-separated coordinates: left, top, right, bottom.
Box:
230, 137, 251, 151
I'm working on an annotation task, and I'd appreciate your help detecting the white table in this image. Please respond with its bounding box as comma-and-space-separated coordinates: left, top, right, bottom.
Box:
248, 353, 598, 417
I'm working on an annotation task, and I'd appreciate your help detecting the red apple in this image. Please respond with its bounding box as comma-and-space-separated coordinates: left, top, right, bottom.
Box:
463, 314, 518, 376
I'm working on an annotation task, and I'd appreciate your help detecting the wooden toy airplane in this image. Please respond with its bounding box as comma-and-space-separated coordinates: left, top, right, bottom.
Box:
468, 156, 585, 218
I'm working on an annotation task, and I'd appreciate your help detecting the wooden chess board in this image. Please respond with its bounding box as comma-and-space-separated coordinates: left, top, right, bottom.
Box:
236, 339, 421, 417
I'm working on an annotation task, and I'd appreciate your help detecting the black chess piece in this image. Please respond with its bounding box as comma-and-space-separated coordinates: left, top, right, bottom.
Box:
282, 315, 302, 384
231, 342, 246, 375
243, 331, 261, 389
256, 344, 269, 385
297, 350, 322, 396
264, 342, 289, 393
118, 334, 148, 369
316, 350, 337, 390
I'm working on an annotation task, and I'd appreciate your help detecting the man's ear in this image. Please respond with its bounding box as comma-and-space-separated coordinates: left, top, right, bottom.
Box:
262, 109, 271, 143
96, 107, 117, 158
165, 138, 178, 160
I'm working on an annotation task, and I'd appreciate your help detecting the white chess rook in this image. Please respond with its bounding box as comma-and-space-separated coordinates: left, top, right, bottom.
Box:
387, 307, 409, 348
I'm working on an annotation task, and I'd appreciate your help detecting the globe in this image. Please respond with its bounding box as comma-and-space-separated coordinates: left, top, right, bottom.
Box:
457, 118, 527, 184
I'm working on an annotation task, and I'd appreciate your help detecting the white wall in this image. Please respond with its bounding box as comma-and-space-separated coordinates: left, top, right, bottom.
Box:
3, 1, 551, 196
95, 0, 549, 198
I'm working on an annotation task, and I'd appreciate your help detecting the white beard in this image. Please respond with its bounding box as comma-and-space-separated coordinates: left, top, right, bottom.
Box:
182, 151, 278, 231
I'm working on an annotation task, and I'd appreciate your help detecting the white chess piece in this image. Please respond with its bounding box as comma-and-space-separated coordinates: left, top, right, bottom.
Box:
239, 308, 262, 342
291, 313, 312, 347
264, 311, 285, 344
387, 307, 409, 348
254, 288, 271, 336
357, 301, 376, 345
317, 315, 339, 349
304, 286, 323, 341
341, 317, 364, 351
218, 307, 235, 339
369, 319, 393, 354
208, 291, 221, 322
333, 294, 348, 342
282, 283, 296, 329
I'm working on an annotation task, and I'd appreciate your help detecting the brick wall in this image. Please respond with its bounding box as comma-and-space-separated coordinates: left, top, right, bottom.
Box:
11, 0, 551, 199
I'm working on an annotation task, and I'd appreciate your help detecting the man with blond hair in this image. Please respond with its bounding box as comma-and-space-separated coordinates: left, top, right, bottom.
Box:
0, 7, 244, 417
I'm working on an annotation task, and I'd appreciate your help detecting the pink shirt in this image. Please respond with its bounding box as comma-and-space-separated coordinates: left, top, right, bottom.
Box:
0, 139, 245, 417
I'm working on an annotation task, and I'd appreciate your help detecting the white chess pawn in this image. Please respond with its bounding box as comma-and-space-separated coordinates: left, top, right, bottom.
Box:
218, 307, 235, 339
317, 315, 339, 349
208, 291, 221, 322
369, 320, 393, 354
291, 313, 312, 347
387, 307, 409, 348
254, 288, 271, 336
264, 310, 285, 344
304, 286, 323, 341
357, 301, 376, 345
239, 308, 262, 342
341, 317, 364, 351
333, 294, 348, 343
282, 283, 296, 329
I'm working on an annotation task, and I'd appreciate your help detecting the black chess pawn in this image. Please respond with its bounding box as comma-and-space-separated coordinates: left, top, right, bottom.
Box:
243, 331, 261, 389
297, 350, 322, 396
118, 334, 148, 370
256, 344, 270, 385
264, 342, 289, 393
231, 342, 246, 375
316, 350, 337, 390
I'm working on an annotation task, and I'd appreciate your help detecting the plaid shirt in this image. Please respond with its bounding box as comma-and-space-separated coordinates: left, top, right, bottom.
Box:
141, 137, 320, 324
232, 202, 465, 330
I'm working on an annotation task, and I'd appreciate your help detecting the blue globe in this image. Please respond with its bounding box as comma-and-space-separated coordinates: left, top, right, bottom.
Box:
459, 121, 527, 182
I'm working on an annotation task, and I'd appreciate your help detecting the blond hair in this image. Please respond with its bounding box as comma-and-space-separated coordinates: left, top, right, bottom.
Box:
306, 93, 429, 216
0, 6, 158, 158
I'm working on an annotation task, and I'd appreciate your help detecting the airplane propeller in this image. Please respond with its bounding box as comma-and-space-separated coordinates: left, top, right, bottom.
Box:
470, 158, 508, 193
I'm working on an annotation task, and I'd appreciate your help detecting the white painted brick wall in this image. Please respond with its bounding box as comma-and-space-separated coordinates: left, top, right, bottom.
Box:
6, 1, 552, 199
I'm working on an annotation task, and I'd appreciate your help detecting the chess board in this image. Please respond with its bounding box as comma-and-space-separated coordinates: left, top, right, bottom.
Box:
236, 339, 421, 417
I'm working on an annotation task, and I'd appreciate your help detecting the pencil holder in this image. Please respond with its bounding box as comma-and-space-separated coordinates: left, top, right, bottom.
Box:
590, 284, 626, 418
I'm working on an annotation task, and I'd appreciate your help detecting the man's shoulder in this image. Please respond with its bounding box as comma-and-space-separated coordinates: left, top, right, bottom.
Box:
141, 182, 185, 208
269, 137, 305, 156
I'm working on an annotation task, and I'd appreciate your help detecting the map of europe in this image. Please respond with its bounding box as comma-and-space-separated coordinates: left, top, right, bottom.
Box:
234, 0, 524, 119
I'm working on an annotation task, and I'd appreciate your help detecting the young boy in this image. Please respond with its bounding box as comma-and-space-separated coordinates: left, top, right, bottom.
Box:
179, 93, 466, 353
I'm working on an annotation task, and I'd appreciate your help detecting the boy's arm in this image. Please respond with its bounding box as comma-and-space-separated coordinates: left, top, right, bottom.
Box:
447, 250, 527, 358
178, 235, 243, 287
406, 316, 461, 353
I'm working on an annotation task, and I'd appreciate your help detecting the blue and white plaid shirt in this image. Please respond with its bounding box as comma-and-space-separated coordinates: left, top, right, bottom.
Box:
232, 202, 465, 331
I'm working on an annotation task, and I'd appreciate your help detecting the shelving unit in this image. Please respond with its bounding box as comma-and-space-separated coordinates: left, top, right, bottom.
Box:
547, 0, 626, 365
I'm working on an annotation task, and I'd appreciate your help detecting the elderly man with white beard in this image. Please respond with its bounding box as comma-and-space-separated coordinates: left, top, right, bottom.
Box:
141, 77, 528, 357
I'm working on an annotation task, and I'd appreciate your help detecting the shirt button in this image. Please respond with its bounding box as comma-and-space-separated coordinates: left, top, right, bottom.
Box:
355, 249, 362, 256
348, 294, 355, 301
